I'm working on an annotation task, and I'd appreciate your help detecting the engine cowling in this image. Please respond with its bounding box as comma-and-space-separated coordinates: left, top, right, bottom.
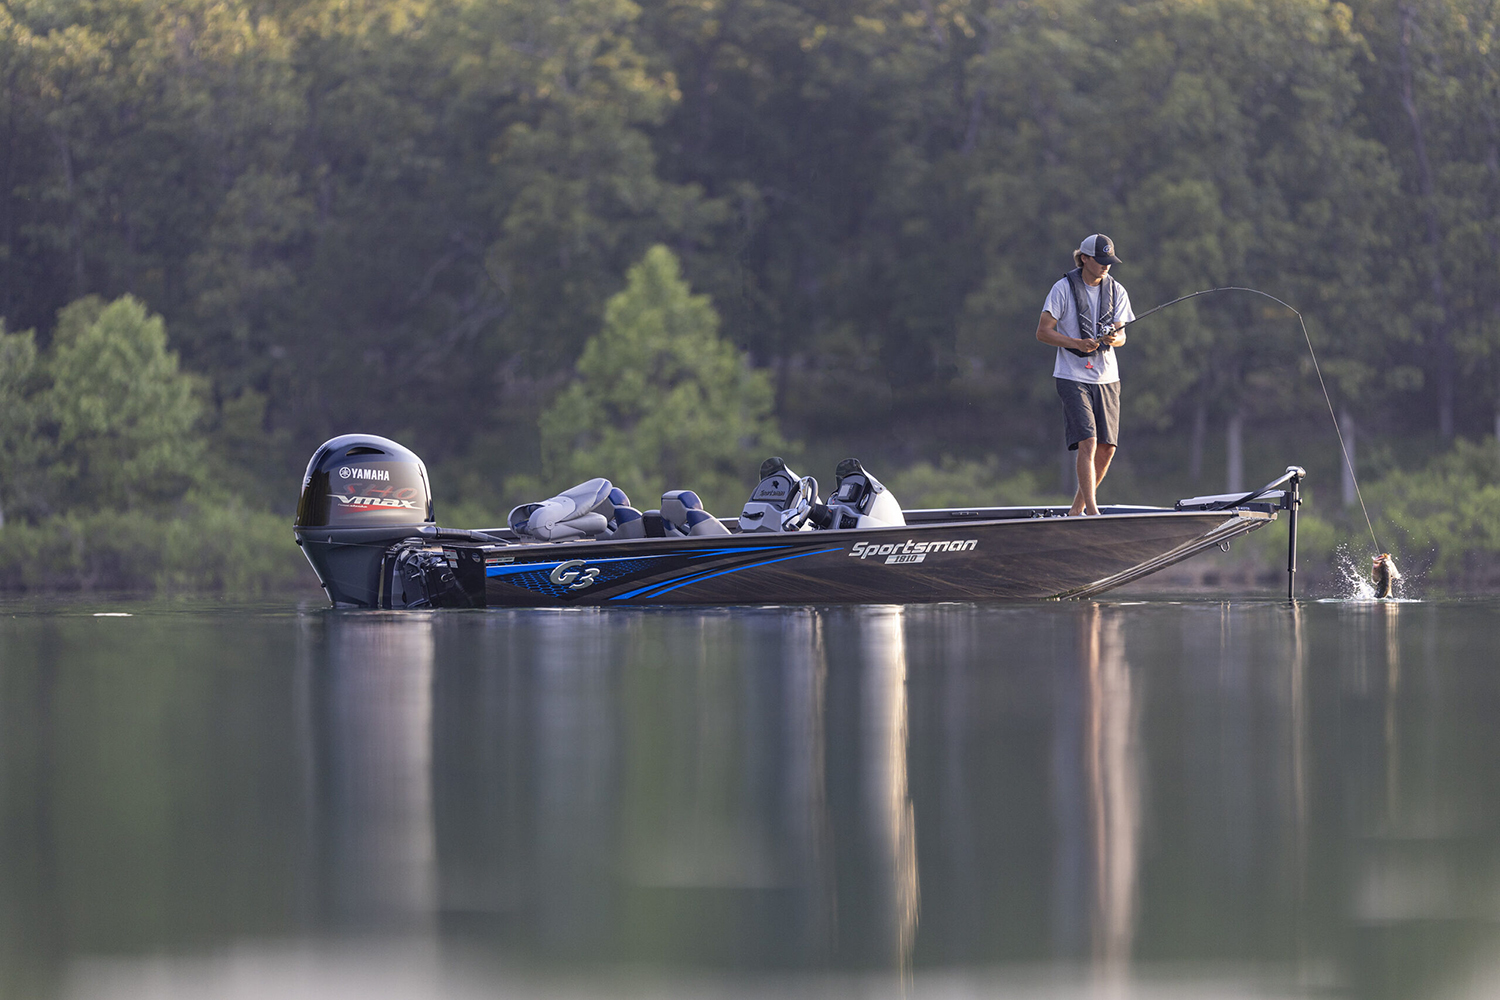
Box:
295, 434, 435, 607
296, 434, 434, 529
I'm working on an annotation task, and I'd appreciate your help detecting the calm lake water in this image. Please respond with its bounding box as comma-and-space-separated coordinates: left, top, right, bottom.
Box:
2, 592, 1498, 999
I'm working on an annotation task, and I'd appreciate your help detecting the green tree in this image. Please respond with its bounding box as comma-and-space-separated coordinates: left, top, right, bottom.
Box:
953, 0, 1395, 483
45, 296, 205, 509
266, 0, 719, 461
0, 321, 44, 525
1353, 0, 1500, 440
539, 245, 780, 512
1366, 438, 1500, 585
639, 0, 984, 427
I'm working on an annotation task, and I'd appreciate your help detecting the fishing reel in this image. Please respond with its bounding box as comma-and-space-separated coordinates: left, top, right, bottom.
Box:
1066, 326, 1120, 357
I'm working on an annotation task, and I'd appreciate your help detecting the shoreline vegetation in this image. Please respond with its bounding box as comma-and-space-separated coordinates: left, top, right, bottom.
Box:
4, 284, 1500, 597
3, 0, 1500, 595
2, 293, 1498, 597
5, 440, 1500, 599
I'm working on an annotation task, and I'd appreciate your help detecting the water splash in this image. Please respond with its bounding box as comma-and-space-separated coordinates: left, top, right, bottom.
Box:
1323, 544, 1417, 602
1332, 544, 1380, 600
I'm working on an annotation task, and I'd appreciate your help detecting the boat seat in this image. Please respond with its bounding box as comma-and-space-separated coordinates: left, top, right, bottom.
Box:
607, 504, 647, 539
662, 490, 731, 536
510, 479, 635, 541
812, 458, 905, 529
739, 457, 819, 532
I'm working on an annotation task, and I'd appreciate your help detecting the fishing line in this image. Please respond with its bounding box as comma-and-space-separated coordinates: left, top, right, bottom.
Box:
1123, 285, 1382, 553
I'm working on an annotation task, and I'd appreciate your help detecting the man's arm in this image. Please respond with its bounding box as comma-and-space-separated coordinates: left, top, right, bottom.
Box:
1036, 311, 1099, 352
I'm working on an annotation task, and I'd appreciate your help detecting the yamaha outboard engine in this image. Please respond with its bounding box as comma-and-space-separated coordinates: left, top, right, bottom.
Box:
739, 457, 819, 532
295, 434, 436, 607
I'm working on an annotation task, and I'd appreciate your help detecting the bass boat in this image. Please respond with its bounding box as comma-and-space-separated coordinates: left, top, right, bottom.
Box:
294, 435, 1306, 609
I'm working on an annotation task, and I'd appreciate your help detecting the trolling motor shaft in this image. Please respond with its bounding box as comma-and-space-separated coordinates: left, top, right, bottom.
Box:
1284, 467, 1304, 601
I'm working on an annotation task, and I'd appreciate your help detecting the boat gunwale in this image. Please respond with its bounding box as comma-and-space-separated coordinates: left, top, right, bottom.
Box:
463, 506, 1276, 557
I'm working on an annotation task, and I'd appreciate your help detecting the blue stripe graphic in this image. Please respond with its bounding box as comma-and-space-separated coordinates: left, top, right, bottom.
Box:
488, 561, 570, 578
486, 544, 799, 578
612, 546, 843, 601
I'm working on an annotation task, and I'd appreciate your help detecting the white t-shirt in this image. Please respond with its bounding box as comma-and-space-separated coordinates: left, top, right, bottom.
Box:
1043, 275, 1134, 384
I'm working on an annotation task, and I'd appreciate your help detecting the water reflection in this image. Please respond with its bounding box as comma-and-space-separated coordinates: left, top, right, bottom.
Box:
427, 606, 919, 976
858, 609, 919, 984
316, 615, 437, 929
1080, 606, 1140, 976
1383, 602, 1401, 817
1288, 601, 1310, 967
0, 599, 1498, 998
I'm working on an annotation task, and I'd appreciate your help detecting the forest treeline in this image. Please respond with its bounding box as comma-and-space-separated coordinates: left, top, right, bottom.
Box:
1, 0, 1499, 590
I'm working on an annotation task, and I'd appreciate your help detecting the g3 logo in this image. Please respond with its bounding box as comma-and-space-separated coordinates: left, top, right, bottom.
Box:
550, 560, 601, 591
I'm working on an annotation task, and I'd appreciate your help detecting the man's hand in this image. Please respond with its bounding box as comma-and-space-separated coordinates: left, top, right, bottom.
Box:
1036, 313, 1125, 352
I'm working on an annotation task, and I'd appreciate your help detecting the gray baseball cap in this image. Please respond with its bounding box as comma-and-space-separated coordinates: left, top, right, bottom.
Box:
1078, 234, 1122, 265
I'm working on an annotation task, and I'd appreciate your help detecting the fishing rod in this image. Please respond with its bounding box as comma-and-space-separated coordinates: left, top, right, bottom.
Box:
1119, 285, 1383, 556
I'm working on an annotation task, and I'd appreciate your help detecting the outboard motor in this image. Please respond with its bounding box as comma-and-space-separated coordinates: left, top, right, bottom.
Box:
295, 434, 435, 607
739, 457, 819, 532
809, 458, 906, 529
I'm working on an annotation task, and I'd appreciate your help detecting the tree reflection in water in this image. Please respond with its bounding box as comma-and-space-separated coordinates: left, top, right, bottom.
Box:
0, 599, 1497, 999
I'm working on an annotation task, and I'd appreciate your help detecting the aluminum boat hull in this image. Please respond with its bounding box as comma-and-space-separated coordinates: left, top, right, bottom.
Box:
293, 434, 1299, 608
298, 507, 1275, 608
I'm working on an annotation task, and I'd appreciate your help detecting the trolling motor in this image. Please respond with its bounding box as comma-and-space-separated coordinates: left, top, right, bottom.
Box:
1176, 465, 1305, 600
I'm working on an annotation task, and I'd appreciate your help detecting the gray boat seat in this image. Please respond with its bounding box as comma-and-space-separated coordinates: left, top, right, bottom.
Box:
510, 479, 635, 541
662, 489, 731, 536
607, 503, 647, 539
739, 457, 819, 532
813, 459, 906, 529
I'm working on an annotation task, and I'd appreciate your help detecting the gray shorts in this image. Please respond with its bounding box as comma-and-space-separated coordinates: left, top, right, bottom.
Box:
1057, 378, 1120, 451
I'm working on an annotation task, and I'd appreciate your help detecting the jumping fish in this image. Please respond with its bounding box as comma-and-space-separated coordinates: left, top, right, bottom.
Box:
1372, 553, 1401, 599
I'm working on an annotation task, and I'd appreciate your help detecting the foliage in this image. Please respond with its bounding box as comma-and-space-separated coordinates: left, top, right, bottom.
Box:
45, 296, 205, 509
0, 499, 306, 595
886, 458, 1055, 509
3, 0, 1500, 588
1364, 438, 1500, 587
0, 296, 306, 593
539, 245, 780, 512
0, 322, 44, 524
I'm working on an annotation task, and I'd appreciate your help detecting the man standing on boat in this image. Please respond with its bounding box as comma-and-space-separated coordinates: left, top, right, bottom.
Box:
1034, 234, 1135, 516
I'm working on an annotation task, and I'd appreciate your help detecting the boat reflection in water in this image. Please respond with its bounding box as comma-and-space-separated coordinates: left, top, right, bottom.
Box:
426, 606, 921, 980
298, 605, 1140, 990
319, 615, 438, 930
35, 600, 1500, 1000
860, 610, 920, 986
